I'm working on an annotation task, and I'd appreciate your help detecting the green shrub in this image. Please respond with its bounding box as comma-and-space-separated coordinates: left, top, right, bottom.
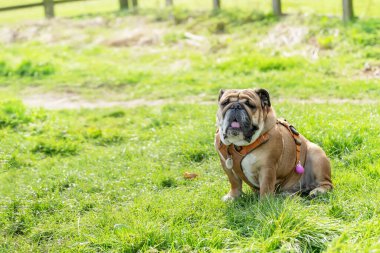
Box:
104, 110, 126, 118
83, 127, 103, 139
0, 61, 11, 76
0, 100, 31, 129
216, 55, 303, 73
317, 36, 334, 49
32, 139, 79, 156
0, 60, 54, 77
83, 127, 124, 146
4, 201, 33, 236
15, 60, 55, 77
160, 177, 177, 188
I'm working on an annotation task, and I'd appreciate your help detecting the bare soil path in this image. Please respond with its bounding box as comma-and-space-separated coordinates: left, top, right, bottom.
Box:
22, 93, 379, 110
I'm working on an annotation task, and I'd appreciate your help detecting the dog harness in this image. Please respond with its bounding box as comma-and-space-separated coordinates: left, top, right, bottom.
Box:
215, 119, 305, 190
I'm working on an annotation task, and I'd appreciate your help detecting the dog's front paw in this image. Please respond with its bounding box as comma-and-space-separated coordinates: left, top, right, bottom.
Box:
222, 194, 235, 202
222, 191, 241, 201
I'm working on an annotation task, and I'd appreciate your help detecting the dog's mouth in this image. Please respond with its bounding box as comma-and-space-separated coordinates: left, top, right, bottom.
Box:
230, 121, 241, 128
222, 108, 260, 143
227, 121, 242, 136
225, 120, 260, 141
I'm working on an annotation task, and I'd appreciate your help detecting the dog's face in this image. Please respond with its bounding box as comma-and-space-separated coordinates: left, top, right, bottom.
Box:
217, 88, 271, 146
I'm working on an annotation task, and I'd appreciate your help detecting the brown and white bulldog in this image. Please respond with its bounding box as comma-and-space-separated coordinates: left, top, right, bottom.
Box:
215, 88, 332, 201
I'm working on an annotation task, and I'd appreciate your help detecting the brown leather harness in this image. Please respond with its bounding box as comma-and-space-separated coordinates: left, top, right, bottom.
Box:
215, 119, 305, 190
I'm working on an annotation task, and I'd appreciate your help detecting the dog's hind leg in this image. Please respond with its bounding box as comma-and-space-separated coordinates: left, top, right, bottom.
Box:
304, 143, 333, 197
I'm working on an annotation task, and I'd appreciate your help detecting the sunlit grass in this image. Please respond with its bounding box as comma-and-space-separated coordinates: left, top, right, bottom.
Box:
0, 10, 379, 101
0, 3, 379, 252
0, 101, 379, 251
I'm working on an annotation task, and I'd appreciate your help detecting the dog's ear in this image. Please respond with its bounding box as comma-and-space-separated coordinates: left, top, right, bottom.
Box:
255, 88, 271, 107
218, 89, 225, 102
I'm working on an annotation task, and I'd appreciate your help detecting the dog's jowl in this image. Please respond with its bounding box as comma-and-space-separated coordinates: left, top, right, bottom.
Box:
214, 88, 332, 201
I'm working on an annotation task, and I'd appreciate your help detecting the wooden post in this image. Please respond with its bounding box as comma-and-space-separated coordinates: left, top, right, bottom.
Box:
43, 0, 54, 19
132, 0, 138, 8
272, 0, 282, 16
342, 0, 354, 22
166, 0, 173, 20
213, 0, 220, 11
119, 0, 129, 10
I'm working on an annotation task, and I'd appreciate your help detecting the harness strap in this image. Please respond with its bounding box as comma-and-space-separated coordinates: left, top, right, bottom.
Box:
229, 132, 270, 189
215, 128, 271, 190
230, 133, 270, 156
274, 119, 306, 190
228, 145, 258, 189
277, 118, 302, 164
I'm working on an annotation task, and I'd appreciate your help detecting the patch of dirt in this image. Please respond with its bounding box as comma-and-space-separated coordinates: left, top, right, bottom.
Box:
22, 93, 379, 110
0, 15, 216, 52
258, 24, 324, 60
277, 98, 379, 105
0, 17, 108, 44
183, 32, 210, 49
258, 24, 309, 48
105, 27, 164, 47
0, 16, 171, 48
360, 62, 380, 79
22, 93, 170, 109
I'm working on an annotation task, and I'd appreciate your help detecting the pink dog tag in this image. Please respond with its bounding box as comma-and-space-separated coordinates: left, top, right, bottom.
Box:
295, 162, 304, 174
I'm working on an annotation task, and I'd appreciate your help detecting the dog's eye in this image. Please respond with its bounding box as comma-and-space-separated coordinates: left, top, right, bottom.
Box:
220, 99, 229, 107
245, 101, 256, 109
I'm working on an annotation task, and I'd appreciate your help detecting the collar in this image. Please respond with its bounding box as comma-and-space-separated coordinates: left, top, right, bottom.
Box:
217, 125, 274, 157
229, 132, 270, 156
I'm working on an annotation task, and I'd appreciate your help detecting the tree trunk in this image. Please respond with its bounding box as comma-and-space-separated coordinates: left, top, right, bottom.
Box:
342, 0, 354, 22
166, 0, 173, 6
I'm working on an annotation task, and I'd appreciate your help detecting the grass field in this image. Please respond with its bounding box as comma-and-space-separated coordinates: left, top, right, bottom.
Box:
0, 2, 380, 252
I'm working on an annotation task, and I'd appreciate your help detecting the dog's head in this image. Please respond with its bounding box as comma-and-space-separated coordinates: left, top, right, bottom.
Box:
217, 88, 271, 146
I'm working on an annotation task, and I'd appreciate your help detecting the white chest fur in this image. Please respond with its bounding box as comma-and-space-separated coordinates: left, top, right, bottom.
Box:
241, 153, 260, 188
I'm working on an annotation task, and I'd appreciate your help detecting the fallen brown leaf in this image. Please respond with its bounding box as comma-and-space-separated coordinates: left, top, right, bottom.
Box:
183, 172, 198, 179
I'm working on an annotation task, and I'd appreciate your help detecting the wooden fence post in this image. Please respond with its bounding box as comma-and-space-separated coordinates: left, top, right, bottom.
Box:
272, 0, 282, 16
213, 0, 221, 11
342, 0, 354, 22
43, 0, 54, 18
132, 0, 138, 8
119, 0, 129, 10
166, 0, 173, 20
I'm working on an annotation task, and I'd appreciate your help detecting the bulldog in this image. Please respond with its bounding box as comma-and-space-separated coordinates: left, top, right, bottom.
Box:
215, 88, 332, 200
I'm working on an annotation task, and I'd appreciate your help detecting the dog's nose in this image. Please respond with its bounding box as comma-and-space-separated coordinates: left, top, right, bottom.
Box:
230, 103, 242, 110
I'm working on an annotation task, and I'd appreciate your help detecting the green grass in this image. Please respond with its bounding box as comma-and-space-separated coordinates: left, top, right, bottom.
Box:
0, 101, 379, 252
0, 3, 380, 252
1, 8, 379, 101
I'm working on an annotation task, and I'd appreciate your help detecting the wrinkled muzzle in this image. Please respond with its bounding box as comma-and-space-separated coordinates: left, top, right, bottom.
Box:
222, 105, 258, 142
